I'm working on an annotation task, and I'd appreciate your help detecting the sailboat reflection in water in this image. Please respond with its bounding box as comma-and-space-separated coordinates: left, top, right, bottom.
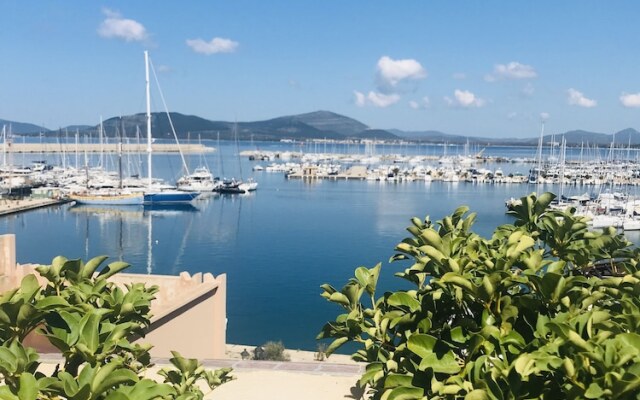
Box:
69, 202, 198, 274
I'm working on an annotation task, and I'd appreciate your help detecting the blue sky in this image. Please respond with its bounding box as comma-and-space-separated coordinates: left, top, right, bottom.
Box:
2, 1, 640, 138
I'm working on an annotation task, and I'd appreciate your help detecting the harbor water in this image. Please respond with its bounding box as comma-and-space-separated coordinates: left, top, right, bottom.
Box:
2, 140, 639, 350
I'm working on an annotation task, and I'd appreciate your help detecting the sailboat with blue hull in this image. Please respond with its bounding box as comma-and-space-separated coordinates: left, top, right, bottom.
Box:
142, 50, 198, 204
144, 191, 197, 203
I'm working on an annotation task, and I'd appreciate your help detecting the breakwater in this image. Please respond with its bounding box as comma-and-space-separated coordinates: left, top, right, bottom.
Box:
1, 143, 213, 154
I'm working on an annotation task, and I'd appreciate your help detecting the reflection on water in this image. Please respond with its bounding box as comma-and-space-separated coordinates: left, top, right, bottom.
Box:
2, 153, 640, 350
68, 203, 201, 274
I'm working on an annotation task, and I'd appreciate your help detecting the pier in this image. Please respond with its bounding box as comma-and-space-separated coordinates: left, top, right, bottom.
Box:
1, 142, 214, 154
0, 197, 68, 216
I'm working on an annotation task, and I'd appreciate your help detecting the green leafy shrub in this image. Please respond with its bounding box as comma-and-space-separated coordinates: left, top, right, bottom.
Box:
0, 255, 232, 399
254, 341, 290, 361
319, 192, 640, 399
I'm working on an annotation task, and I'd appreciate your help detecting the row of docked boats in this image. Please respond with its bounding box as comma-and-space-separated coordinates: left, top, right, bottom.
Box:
1, 51, 257, 205
254, 161, 528, 183
506, 191, 640, 231
0, 160, 258, 205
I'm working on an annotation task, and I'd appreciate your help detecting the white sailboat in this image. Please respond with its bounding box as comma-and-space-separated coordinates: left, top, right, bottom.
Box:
141, 51, 199, 204
216, 123, 258, 194
70, 139, 144, 205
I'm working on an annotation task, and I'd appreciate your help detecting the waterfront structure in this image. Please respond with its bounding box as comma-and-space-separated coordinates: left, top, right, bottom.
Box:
0, 234, 227, 359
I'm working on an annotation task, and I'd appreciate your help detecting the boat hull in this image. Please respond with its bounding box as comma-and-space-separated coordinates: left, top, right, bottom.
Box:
144, 191, 199, 203
70, 193, 144, 205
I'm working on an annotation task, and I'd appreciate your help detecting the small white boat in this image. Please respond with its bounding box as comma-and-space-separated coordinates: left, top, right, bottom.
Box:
177, 166, 219, 192
623, 218, 640, 231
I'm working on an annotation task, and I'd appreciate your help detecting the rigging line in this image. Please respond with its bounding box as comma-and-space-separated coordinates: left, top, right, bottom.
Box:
171, 209, 195, 274
148, 55, 190, 176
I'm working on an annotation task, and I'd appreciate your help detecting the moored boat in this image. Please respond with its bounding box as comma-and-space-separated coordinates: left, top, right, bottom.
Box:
70, 191, 144, 205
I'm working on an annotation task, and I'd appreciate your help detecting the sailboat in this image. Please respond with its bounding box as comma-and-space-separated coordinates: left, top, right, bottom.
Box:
69, 132, 144, 205
176, 135, 220, 194
141, 51, 199, 204
215, 123, 258, 194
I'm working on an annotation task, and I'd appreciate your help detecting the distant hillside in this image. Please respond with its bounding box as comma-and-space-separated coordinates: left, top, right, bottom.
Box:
290, 110, 368, 136
62, 125, 93, 132
564, 128, 640, 146
241, 115, 344, 140
391, 129, 476, 143
0, 119, 49, 134
351, 129, 398, 140
8, 111, 640, 146
99, 113, 230, 139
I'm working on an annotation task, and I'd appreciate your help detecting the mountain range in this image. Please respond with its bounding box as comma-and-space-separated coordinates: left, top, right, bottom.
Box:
2, 111, 640, 147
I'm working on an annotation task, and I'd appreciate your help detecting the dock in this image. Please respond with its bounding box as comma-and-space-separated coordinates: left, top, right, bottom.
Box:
286, 165, 368, 180
0, 198, 68, 216
1, 143, 214, 154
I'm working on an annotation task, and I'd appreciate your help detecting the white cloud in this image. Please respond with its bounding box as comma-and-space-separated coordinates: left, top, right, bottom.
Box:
376, 56, 426, 88
487, 61, 537, 81
445, 89, 486, 108
156, 65, 172, 73
354, 91, 367, 107
186, 37, 239, 54
522, 83, 535, 97
97, 8, 147, 42
567, 88, 597, 108
409, 96, 430, 109
354, 90, 400, 108
540, 112, 550, 121
507, 112, 518, 120
452, 72, 466, 80
620, 92, 640, 108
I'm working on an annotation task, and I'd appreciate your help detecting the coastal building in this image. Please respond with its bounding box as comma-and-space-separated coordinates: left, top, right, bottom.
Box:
0, 233, 227, 359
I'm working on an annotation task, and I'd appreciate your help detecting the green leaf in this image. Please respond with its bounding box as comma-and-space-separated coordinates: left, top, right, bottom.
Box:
36, 296, 70, 310
80, 312, 101, 354
584, 382, 604, 399
82, 255, 109, 279
386, 386, 424, 400
17, 373, 37, 400
0, 386, 18, 400
97, 261, 130, 280
325, 337, 349, 356
383, 373, 413, 389
617, 333, 640, 352
387, 292, 420, 312
465, 389, 490, 400
534, 192, 556, 216
93, 368, 139, 395
407, 334, 461, 374
328, 292, 350, 306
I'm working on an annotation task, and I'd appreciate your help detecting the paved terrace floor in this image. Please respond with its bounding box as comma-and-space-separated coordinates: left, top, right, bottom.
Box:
37, 355, 367, 400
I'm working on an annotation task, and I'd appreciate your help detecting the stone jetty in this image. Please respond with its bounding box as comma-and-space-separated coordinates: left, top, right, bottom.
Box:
1, 142, 213, 154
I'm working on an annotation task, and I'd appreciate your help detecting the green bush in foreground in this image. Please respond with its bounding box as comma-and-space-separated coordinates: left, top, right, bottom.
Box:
319, 192, 640, 399
0, 255, 232, 399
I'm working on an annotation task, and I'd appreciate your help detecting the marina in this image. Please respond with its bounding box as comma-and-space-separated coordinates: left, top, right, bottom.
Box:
3, 141, 640, 350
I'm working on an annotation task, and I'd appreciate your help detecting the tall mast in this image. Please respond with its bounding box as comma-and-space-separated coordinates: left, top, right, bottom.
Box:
99, 116, 104, 169
2, 125, 6, 168
145, 50, 152, 189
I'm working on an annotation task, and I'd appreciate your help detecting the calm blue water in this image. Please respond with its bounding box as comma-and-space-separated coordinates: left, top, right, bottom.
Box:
2, 141, 638, 350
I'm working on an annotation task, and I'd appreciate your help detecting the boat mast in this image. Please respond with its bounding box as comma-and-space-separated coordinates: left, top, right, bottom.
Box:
145, 50, 152, 189
2, 125, 6, 169
99, 116, 104, 169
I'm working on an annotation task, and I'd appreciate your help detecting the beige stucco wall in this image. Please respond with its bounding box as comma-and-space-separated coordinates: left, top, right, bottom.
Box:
0, 234, 227, 359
